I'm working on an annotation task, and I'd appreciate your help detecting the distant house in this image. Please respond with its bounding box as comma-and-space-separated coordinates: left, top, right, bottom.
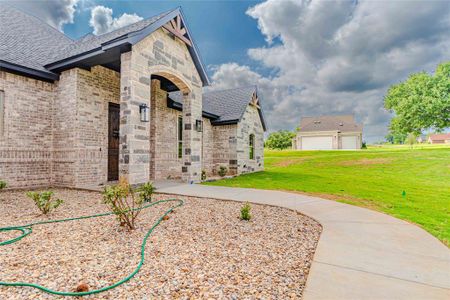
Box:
428, 133, 450, 144
292, 115, 363, 150
416, 135, 427, 143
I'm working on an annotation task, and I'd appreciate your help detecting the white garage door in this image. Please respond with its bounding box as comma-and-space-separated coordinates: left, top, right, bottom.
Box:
342, 136, 358, 149
302, 136, 333, 150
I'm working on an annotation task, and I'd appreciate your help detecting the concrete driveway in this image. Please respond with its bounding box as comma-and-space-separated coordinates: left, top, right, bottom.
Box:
157, 183, 450, 300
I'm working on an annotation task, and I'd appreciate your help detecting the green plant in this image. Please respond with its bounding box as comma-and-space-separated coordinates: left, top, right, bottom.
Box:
201, 170, 207, 181
240, 202, 251, 221
137, 182, 155, 202
218, 166, 227, 177
26, 191, 63, 214
0, 180, 7, 190
361, 141, 367, 149
102, 178, 145, 230
265, 130, 296, 150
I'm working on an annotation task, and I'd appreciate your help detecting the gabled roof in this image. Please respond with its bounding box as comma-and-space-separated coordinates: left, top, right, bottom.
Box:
299, 115, 362, 133
429, 133, 450, 141
168, 86, 267, 130
0, 4, 209, 85
50, 10, 172, 63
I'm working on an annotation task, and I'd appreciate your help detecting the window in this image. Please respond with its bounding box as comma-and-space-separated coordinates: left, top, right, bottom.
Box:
249, 134, 255, 160
0, 90, 4, 137
177, 115, 183, 158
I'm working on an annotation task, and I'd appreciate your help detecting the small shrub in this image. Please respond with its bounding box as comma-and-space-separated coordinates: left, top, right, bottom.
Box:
137, 181, 155, 202
201, 170, 207, 181
26, 191, 63, 214
0, 180, 7, 190
218, 166, 227, 177
361, 141, 367, 149
240, 202, 251, 221
102, 177, 145, 230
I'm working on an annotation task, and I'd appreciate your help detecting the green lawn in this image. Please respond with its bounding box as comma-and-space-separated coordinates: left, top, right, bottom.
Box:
204, 146, 450, 246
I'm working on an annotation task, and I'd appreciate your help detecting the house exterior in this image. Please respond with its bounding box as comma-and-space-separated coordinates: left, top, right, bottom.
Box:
0, 5, 266, 189
292, 115, 362, 150
428, 133, 450, 144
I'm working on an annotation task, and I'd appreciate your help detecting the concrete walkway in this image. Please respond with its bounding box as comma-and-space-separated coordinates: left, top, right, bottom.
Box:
157, 184, 450, 300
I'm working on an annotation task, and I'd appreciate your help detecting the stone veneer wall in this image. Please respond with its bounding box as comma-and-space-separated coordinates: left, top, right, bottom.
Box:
0, 71, 54, 188
119, 28, 203, 184
236, 105, 264, 174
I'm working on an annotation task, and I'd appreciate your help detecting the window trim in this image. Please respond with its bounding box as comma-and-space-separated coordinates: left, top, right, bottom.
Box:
177, 115, 183, 159
249, 133, 255, 160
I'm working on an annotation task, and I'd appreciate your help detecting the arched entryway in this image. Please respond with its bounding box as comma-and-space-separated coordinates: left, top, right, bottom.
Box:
148, 71, 192, 180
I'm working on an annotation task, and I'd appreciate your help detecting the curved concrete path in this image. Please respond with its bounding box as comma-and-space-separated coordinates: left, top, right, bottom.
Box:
157, 183, 450, 300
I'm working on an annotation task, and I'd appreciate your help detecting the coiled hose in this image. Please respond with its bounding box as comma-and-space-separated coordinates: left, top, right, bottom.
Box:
0, 198, 184, 296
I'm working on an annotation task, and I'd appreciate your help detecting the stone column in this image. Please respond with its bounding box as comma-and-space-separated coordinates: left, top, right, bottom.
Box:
119, 51, 151, 185
182, 90, 202, 183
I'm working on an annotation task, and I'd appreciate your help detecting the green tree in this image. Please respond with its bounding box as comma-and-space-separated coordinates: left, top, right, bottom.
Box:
385, 132, 407, 144
265, 130, 296, 150
384, 61, 450, 135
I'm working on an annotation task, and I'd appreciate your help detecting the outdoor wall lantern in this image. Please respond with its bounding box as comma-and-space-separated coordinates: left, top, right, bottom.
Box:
195, 119, 203, 132
139, 103, 149, 122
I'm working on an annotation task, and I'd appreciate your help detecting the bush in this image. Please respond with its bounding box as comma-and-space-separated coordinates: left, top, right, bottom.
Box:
136, 181, 155, 202
240, 202, 251, 221
102, 178, 146, 230
26, 191, 63, 214
201, 170, 207, 181
0, 180, 7, 190
218, 166, 227, 177
265, 130, 296, 150
361, 141, 367, 149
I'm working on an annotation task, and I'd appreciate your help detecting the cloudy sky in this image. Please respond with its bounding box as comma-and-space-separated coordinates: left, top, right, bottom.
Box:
5, 0, 450, 142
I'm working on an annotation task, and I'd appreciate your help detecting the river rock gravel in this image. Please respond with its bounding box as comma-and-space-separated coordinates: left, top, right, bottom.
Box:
0, 189, 321, 299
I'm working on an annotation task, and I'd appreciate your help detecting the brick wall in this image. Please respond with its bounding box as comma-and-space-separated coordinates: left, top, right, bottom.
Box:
75, 66, 120, 187
0, 66, 120, 189
0, 71, 54, 188
149, 80, 183, 180
212, 124, 238, 176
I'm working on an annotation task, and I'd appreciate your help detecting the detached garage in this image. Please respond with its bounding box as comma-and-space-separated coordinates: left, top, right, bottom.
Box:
292, 115, 363, 150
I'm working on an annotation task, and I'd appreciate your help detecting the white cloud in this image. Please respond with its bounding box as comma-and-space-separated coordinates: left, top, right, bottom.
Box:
89, 5, 143, 35
6, 0, 79, 32
210, 0, 450, 142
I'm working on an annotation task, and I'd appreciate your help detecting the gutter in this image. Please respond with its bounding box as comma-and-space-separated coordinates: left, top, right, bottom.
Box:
0, 60, 58, 82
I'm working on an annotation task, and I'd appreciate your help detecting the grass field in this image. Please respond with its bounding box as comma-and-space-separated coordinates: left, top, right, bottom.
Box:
204, 146, 450, 246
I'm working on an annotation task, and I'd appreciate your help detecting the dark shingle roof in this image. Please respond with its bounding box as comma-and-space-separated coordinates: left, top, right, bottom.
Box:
1, 5, 209, 85
299, 115, 362, 132
51, 10, 172, 63
168, 86, 266, 130
0, 3, 73, 75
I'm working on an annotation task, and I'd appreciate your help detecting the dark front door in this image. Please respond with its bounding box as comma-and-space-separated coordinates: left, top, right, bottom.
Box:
108, 103, 120, 181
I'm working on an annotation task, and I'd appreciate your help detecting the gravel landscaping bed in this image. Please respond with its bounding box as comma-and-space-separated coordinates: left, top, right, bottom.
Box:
0, 188, 321, 299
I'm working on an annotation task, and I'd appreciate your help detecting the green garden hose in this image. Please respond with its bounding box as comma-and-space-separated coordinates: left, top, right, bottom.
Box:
0, 198, 184, 296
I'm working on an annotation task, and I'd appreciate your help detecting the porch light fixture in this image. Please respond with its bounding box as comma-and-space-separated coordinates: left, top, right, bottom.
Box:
139, 104, 149, 122
195, 120, 203, 132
